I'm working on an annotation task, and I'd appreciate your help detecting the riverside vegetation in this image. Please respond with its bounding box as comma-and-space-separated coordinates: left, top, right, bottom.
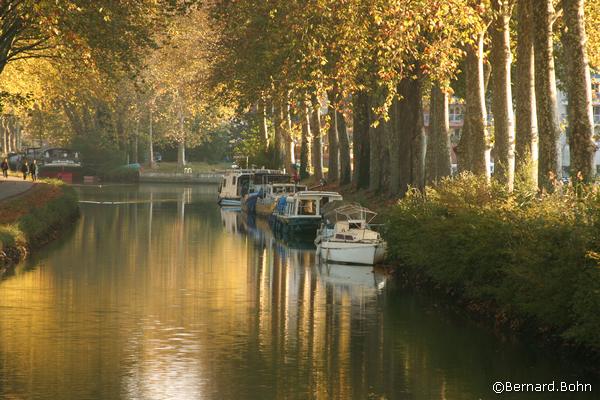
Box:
0, 181, 79, 274
383, 173, 600, 358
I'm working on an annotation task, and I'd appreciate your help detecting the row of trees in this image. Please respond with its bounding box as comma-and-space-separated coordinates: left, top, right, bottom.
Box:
210, 0, 600, 194
0, 1, 232, 172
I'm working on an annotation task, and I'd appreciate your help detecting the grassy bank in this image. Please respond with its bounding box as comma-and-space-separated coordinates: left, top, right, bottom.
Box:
0, 181, 79, 273
382, 174, 600, 356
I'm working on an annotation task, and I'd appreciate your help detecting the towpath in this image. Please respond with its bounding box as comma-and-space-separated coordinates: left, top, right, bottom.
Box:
0, 177, 35, 202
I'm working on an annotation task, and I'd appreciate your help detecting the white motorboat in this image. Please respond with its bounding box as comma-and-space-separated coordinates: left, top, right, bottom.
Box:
315, 204, 386, 265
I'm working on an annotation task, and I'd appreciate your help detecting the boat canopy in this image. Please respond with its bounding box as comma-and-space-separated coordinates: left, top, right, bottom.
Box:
321, 202, 377, 224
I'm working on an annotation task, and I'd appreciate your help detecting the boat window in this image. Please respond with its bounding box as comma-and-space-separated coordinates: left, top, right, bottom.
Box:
232, 176, 237, 185
298, 199, 316, 215
349, 222, 362, 229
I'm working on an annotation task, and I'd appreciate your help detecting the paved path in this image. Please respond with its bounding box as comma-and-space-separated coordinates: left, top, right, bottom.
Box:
0, 176, 35, 202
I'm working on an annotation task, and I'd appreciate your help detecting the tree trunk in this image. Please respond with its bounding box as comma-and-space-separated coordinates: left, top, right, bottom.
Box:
15, 119, 21, 151
258, 99, 269, 147
462, 33, 490, 179
177, 104, 186, 169
326, 91, 339, 182
133, 118, 139, 164
515, 0, 538, 186
352, 91, 370, 189
337, 109, 352, 185
177, 140, 186, 169
1, 117, 6, 155
148, 108, 154, 167
387, 95, 401, 195
490, 1, 515, 190
533, 0, 560, 188
426, 85, 452, 183
368, 108, 383, 192
300, 102, 312, 179
311, 95, 323, 180
562, 0, 596, 181
284, 102, 295, 173
9, 116, 16, 153
274, 101, 286, 169
397, 76, 426, 195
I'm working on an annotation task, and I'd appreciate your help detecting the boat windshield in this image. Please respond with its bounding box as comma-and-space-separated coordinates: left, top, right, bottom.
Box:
298, 199, 317, 215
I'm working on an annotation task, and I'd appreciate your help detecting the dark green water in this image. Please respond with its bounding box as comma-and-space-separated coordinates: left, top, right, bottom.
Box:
0, 184, 596, 400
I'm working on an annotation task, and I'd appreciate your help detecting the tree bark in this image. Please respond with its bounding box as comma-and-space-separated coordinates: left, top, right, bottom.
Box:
326, 91, 339, 182
300, 102, 312, 179
462, 33, 490, 179
352, 91, 370, 189
311, 95, 324, 180
337, 109, 352, 185
426, 85, 452, 183
397, 76, 426, 195
533, 0, 561, 188
562, 0, 596, 181
490, 1, 515, 190
515, 0, 539, 186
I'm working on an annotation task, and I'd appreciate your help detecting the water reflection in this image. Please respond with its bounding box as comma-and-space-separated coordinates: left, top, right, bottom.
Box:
0, 184, 595, 400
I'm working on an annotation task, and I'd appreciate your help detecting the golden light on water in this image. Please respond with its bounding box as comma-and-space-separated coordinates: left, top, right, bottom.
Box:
0, 185, 592, 400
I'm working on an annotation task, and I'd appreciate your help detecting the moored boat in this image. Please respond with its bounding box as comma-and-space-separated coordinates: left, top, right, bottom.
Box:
38, 148, 82, 183
254, 183, 307, 217
271, 191, 343, 239
315, 204, 386, 265
218, 168, 287, 206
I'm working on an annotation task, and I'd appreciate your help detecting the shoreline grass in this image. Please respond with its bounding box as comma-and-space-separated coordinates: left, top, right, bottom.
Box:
0, 180, 79, 274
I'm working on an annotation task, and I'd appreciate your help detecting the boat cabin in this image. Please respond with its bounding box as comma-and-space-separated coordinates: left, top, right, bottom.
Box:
279, 191, 344, 218
218, 169, 287, 206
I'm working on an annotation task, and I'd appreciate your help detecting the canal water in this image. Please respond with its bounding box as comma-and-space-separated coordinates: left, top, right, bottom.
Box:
0, 184, 596, 400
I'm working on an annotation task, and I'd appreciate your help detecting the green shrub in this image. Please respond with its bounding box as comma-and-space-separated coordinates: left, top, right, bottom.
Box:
384, 173, 600, 351
1, 183, 79, 263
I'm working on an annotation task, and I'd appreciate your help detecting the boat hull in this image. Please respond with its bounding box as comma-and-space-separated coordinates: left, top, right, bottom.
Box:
318, 241, 386, 265
219, 197, 241, 206
271, 216, 322, 239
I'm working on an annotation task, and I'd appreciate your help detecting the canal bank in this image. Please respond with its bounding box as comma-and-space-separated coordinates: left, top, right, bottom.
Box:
0, 180, 79, 277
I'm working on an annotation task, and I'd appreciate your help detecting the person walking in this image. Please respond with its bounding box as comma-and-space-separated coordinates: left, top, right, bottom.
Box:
1, 158, 8, 179
20, 160, 29, 180
30, 159, 38, 181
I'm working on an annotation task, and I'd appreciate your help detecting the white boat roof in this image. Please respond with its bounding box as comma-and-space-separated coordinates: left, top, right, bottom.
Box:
294, 191, 343, 199
223, 168, 285, 176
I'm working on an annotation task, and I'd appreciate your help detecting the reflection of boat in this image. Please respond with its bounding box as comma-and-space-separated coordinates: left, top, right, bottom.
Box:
317, 263, 387, 291
271, 191, 343, 239
315, 204, 386, 265
218, 169, 288, 206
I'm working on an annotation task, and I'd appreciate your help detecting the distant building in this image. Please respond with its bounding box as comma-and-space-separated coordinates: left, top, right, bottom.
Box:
424, 73, 600, 176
